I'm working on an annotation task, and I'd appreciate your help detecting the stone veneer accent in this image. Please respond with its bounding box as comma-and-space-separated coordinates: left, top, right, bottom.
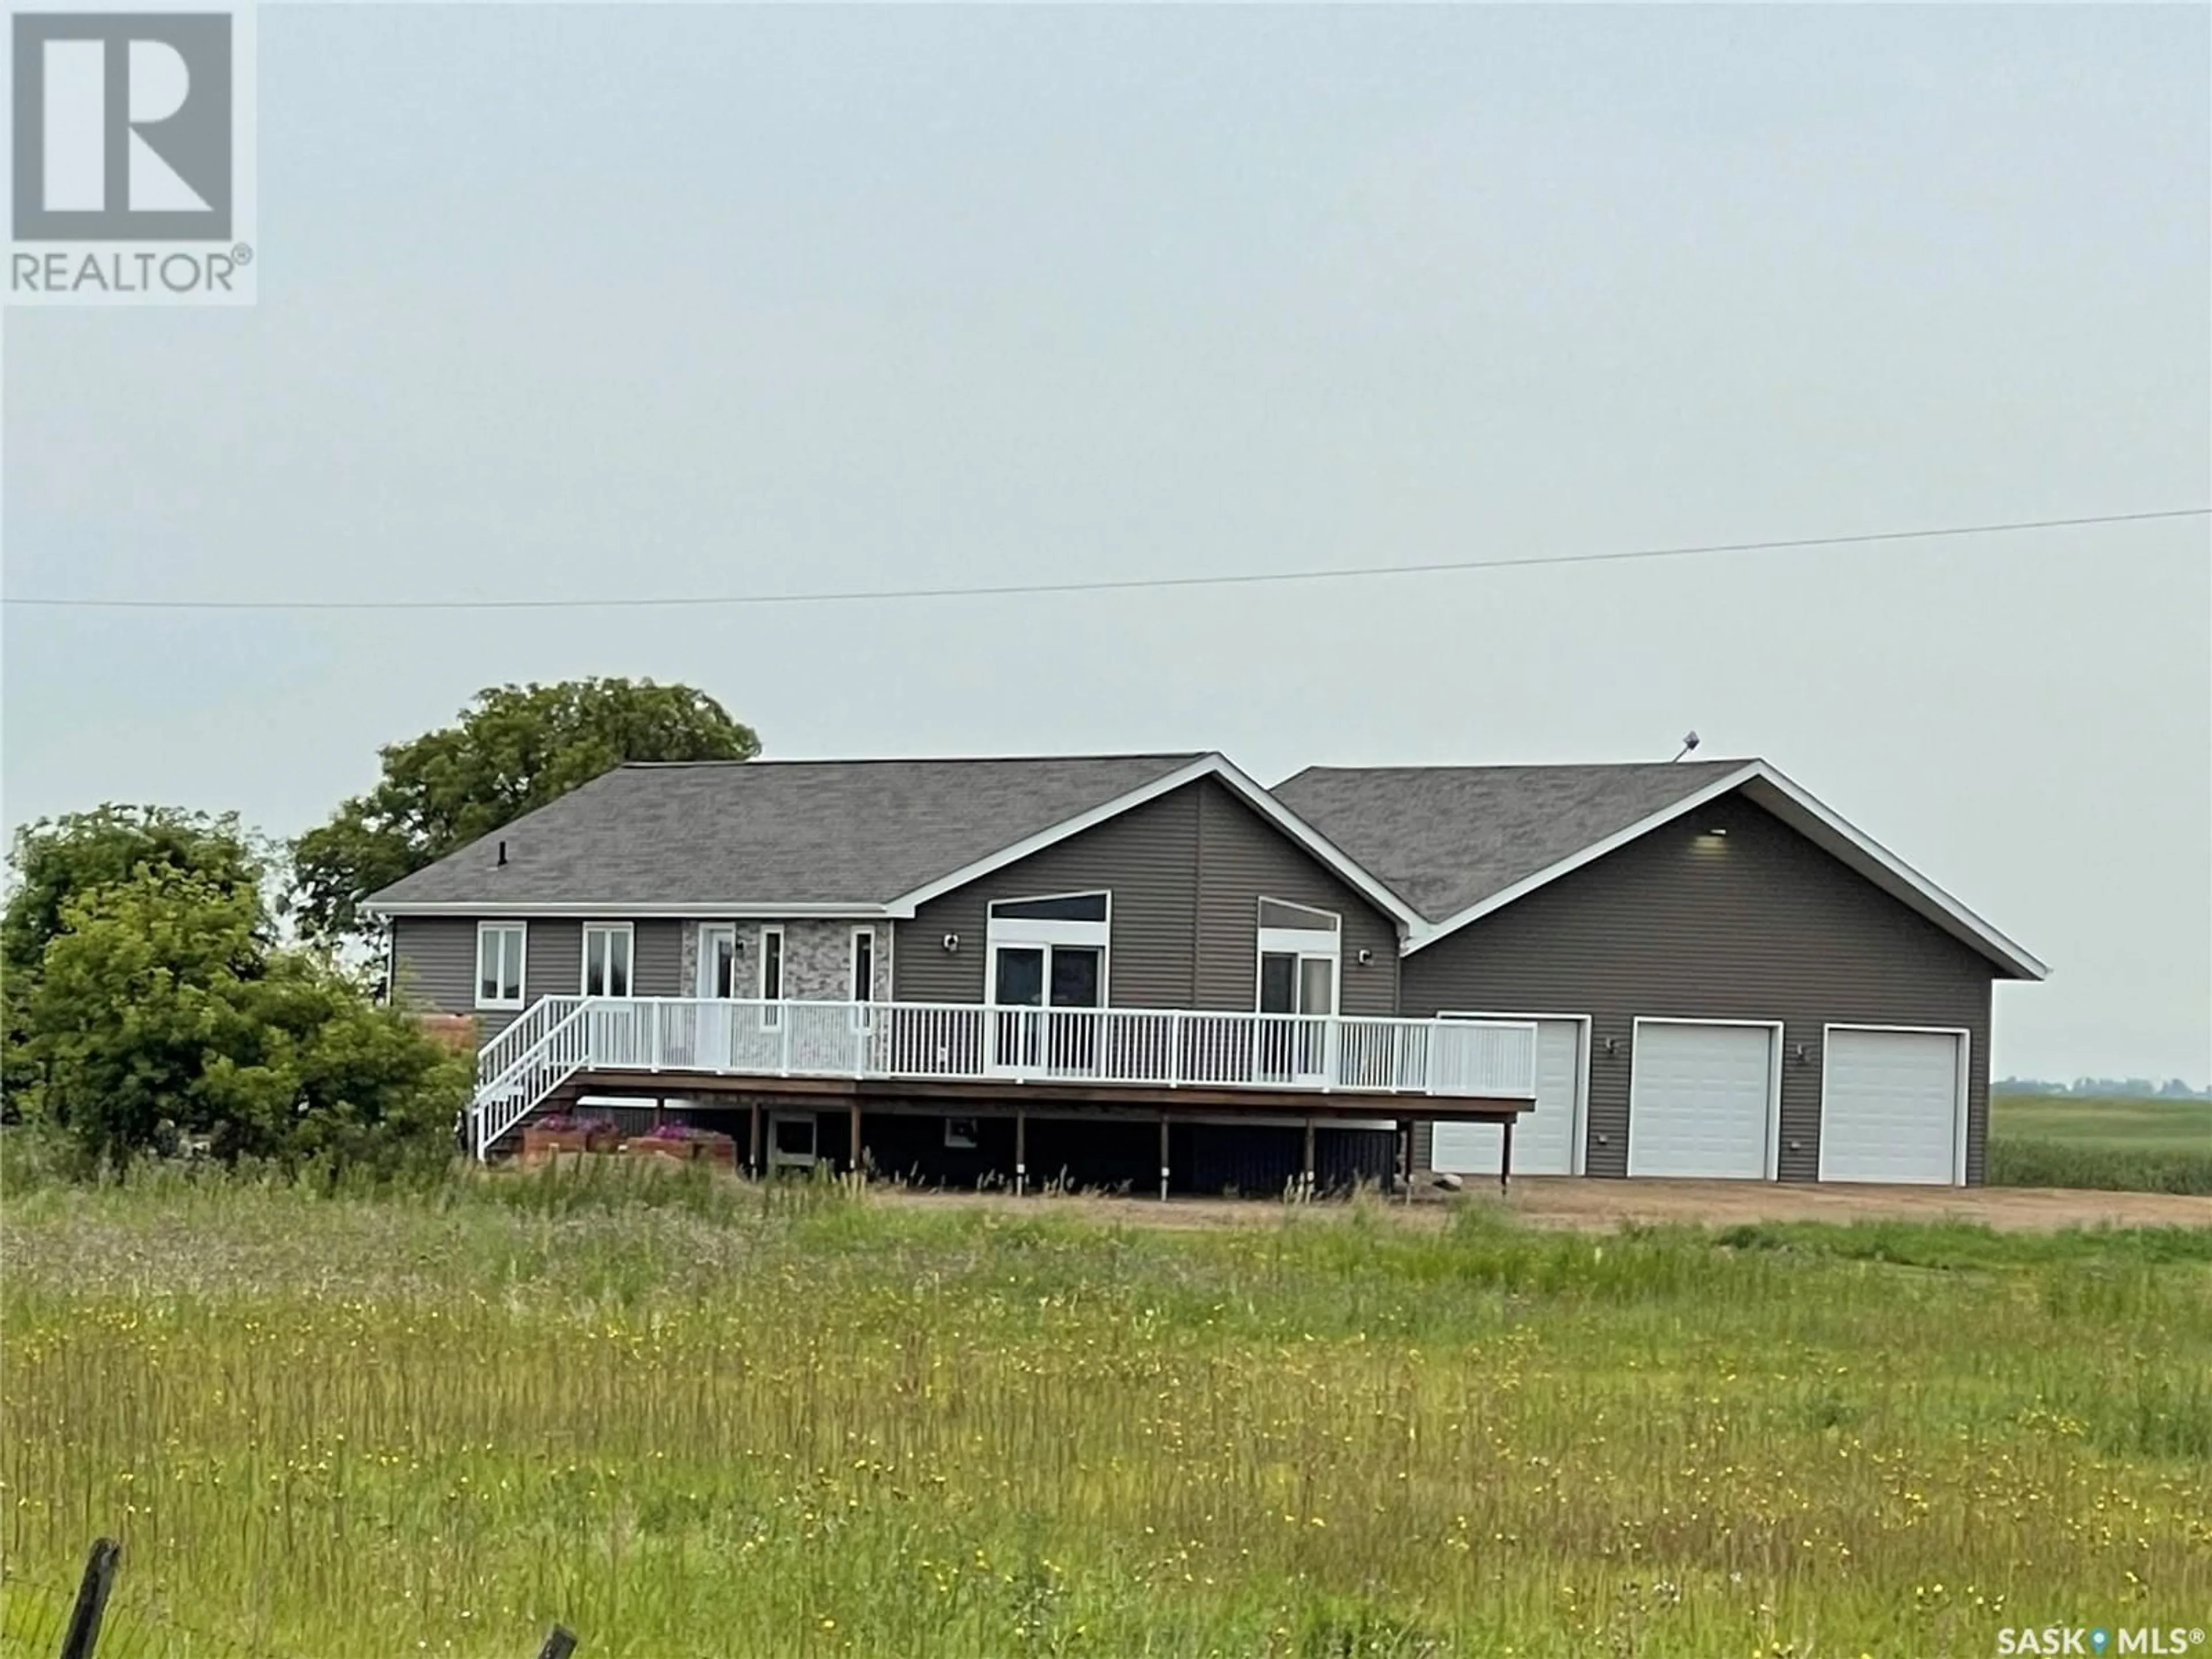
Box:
677, 919, 896, 1003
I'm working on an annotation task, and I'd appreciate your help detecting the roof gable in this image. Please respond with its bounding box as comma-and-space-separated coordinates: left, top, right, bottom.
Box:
1274, 760, 2046, 980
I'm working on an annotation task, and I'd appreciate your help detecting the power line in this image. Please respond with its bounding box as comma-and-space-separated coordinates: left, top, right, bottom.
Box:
8, 506, 2204, 614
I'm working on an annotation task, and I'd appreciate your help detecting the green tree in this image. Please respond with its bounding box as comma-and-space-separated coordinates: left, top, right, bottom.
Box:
289, 677, 759, 946
2, 804, 266, 982
19, 863, 466, 1172
2, 806, 267, 1120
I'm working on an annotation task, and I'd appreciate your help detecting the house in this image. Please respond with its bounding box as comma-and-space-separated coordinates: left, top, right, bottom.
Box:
367, 752, 1529, 1194
364, 749, 2043, 1191
1272, 759, 2046, 1186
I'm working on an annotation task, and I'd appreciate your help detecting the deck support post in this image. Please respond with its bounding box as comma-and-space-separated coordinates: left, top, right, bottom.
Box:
1301, 1116, 1316, 1203
1158, 1113, 1171, 1202
748, 1101, 762, 1179
1397, 1123, 1412, 1203
1014, 1110, 1027, 1198
1499, 1116, 1514, 1194
848, 1101, 863, 1181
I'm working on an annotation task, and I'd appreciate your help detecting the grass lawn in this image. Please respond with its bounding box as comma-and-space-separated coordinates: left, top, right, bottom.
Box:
1987, 1093, 2212, 1195
3, 1165, 2209, 1657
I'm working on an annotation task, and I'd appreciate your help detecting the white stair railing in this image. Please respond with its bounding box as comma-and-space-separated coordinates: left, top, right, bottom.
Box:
469, 995, 590, 1159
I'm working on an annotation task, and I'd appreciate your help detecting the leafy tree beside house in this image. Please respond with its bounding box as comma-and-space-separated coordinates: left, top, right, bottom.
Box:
3, 807, 467, 1171
289, 677, 760, 950
1, 804, 268, 1124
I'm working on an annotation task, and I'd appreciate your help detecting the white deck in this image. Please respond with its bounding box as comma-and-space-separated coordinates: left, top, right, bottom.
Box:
471, 996, 1539, 1158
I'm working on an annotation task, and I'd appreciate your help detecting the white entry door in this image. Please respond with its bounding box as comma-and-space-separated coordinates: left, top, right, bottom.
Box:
1819, 1027, 1965, 1185
1627, 1020, 1777, 1179
1431, 1017, 1584, 1176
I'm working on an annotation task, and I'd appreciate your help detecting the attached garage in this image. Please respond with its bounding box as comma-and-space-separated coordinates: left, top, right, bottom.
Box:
1431, 1015, 1586, 1176
1277, 758, 2048, 1187
1626, 1020, 1779, 1179
1819, 1026, 1967, 1185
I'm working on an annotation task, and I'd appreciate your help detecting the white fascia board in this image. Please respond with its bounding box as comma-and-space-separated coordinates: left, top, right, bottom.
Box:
364, 900, 892, 920
1402, 761, 2048, 982
882, 753, 1426, 932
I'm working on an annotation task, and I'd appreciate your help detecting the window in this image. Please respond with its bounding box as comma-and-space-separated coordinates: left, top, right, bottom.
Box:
759, 926, 785, 1024
581, 923, 632, 997
989, 892, 1108, 923
1256, 897, 1340, 1080
945, 1117, 979, 1149
696, 923, 738, 998
986, 892, 1110, 1073
476, 922, 526, 1009
850, 927, 875, 1003
1257, 897, 1340, 933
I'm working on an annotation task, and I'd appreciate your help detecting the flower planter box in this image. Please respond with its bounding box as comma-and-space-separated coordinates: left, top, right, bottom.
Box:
520, 1126, 617, 1164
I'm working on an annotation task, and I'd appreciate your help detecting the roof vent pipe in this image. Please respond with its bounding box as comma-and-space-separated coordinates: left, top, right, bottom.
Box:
496, 840, 507, 868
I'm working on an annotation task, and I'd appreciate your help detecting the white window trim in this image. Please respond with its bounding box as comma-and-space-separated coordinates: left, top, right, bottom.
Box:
579, 921, 635, 998
475, 921, 527, 1010
1255, 896, 1341, 1014
758, 925, 786, 1000
696, 922, 738, 999
984, 891, 1111, 1006
850, 926, 876, 1002
1819, 1022, 1972, 1187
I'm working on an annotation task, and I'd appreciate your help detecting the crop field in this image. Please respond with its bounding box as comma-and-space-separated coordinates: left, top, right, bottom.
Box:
1987, 1093, 2212, 1195
3, 1165, 2209, 1658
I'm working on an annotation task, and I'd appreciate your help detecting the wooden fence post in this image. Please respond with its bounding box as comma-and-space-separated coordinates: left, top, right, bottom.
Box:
58, 1537, 120, 1659
535, 1625, 578, 1659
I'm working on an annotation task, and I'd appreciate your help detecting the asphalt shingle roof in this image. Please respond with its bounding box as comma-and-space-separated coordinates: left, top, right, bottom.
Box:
1271, 760, 1752, 923
367, 753, 1206, 910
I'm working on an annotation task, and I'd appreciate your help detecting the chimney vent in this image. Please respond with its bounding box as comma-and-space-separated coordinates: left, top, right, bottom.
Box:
496, 840, 508, 868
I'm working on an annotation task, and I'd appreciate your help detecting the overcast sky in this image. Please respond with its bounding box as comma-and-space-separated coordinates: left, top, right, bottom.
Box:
3, 5, 2207, 1084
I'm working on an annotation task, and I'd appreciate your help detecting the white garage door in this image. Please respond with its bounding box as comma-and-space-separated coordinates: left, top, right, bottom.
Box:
1820, 1028, 1963, 1184
1431, 1018, 1583, 1176
1627, 1021, 1775, 1179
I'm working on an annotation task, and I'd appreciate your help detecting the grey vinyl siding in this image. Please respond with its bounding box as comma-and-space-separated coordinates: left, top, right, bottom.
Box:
1399, 791, 1996, 1183
634, 920, 682, 996
528, 921, 584, 1006
897, 785, 1200, 1006
895, 778, 1399, 1014
1194, 781, 1398, 1017
391, 916, 478, 1019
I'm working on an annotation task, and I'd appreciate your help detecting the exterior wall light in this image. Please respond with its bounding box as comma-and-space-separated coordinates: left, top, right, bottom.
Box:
941, 932, 959, 953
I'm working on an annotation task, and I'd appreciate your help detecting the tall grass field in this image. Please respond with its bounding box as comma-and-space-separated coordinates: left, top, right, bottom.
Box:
1988, 1092, 2212, 1194
3, 1164, 2209, 1657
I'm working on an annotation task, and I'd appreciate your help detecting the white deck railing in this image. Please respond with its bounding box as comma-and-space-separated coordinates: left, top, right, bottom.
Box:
471, 997, 1537, 1158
